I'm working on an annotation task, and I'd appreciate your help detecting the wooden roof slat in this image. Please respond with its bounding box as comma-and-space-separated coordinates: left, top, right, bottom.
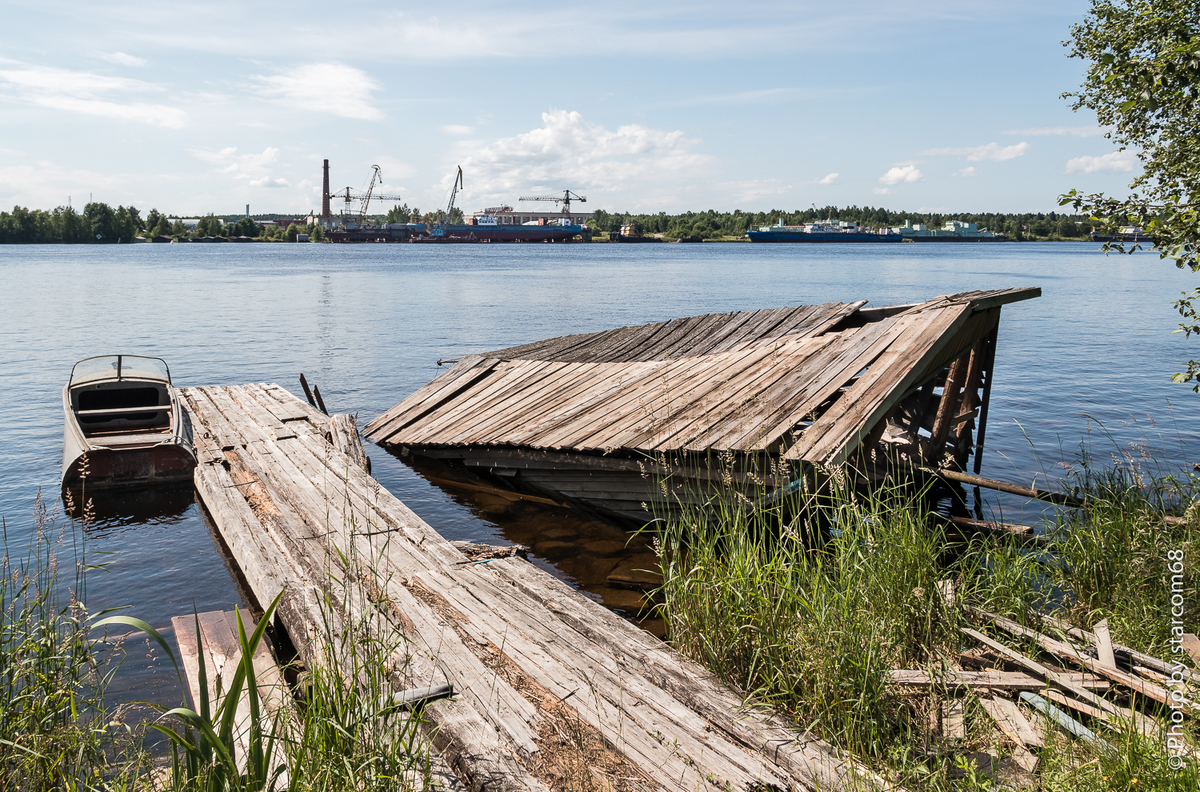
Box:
675, 338, 839, 452
402, 360, 549, 445
503, 362, 663, 447
437, 361, 595, 445
364, 355, 498, 442
623, 339, 823, 452
787, 303, 974, 465
430, 361, 582, 446
740, 317, 910, 453
562, 343, 783, 452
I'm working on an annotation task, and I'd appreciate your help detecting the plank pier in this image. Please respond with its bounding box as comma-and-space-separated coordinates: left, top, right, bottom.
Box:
182, 383, 884, 792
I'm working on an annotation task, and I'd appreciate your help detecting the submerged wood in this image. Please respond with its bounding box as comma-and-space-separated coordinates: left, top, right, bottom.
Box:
365, 289, 1039, 520
184, 383, 884, 792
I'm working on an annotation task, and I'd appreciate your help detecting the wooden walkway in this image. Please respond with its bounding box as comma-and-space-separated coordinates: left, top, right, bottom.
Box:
181, 383, 886, 792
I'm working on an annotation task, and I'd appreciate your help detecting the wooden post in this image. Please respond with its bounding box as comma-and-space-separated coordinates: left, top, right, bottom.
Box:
972, 325, 999, 474
924, 355, 968, 464
952, 340, 987, 469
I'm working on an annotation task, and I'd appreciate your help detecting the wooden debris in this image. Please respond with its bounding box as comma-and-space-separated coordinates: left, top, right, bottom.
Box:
364, 289, 1039, 520
1020, 693, 1114, 755
942, 700, 965, 740
980, 696, 1043, 749
888, 669, 1108, 691
1092, 619, 1116, 670
1184, 634, 1200, 668
970, 608, 1194, 715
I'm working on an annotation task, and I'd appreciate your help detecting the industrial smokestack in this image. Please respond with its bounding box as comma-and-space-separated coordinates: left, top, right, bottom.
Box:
322, 159, 331, 227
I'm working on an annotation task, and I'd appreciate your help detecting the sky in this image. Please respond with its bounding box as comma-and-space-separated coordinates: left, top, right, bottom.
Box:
0, 0, 1143, 217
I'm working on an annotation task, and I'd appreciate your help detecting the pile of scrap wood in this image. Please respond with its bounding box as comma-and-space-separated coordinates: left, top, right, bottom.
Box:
889, 590, 1200, 781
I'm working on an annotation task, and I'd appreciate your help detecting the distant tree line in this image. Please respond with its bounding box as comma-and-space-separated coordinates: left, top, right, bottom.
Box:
588, 207, 1092, 241
2, 202, 1092, 244
0, 203, 325, 243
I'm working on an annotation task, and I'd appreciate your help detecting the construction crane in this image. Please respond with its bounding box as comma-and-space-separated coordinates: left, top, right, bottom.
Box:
431, 166, 464, 237
330, 165, 406, 228
518, 190, 586, 215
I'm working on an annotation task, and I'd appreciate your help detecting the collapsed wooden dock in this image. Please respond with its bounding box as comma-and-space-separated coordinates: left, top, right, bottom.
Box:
181, 383, 887, 792
364, 288, 1039, 521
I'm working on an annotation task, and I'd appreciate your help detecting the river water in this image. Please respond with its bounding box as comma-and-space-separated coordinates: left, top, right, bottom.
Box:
2, 241, 1197, 708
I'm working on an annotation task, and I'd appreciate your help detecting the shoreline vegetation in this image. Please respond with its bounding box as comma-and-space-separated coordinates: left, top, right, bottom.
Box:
647, 427, 1200, 790
0, 202, 1095, 244
4, 424, 1198, 789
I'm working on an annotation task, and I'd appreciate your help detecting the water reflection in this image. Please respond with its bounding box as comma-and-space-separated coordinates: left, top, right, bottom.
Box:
66, 481, 194, 525
400, 453, 664, 635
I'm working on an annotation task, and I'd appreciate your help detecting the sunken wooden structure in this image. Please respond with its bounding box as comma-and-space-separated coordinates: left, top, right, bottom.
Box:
365, 288, 1040, 522
182, 383, 887, 792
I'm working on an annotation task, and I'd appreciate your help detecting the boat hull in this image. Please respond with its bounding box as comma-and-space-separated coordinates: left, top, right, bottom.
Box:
61, 358, 197, 495
903, 236, 1008, 242
424, 224, 584, 243
62, 443, 197, 492
746, 230, 902, 243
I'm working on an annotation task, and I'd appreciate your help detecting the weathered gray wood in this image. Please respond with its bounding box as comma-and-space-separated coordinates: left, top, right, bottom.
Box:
981, 696, 1043, 749
887, 669, 1108, 691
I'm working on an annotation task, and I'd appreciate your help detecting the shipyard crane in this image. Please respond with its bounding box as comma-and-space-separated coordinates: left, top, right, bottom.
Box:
331, 165, 407, 228
431, 166, 464, 237
518, 190, 586, 215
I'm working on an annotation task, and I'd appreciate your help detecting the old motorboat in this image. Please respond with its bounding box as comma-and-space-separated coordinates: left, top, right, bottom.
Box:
62, 355, 196, 494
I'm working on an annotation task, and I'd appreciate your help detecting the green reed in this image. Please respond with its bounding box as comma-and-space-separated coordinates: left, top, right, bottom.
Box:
648, 442, 1200, 789
2, 489, 431, 792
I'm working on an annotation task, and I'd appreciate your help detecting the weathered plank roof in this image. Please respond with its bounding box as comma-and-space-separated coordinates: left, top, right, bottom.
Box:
365, 288, 1039, 466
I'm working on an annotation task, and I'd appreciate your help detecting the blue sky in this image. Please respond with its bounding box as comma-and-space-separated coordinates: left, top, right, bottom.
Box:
0, 1, 1140, 217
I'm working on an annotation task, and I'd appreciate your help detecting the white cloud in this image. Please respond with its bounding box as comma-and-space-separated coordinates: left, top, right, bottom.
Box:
189, 146, 292, 188
440, 124, 475, 136
252, 63, 384, 121
454, 110, 712, 210
99, 52, 147, 67
1004, 125, 1110, 137
0, 64, 184, 127
817, 172, 838, 185
954, 167, 979, 177
0, 160, 131, 208
879, 165, 922, 185
1065, 150, 1138, 174
872, 187, 892, 195
714, 179, 790, 203
921, 142, 1029, 161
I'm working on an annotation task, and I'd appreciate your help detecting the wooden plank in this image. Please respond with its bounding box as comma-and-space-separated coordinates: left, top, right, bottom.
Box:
1184, 634, 1200, 667
925, 352, 968, 463
974, 608, 1194, 714
981, 696, 1043, 748
364, 356, 501, 442
887, 670, 1108, 691
942, 700, 965, 740
1093, 619, 1117, 670
788, 303, 974, 464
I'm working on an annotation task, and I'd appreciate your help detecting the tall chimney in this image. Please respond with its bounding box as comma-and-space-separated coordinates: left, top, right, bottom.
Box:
321, 159, 331, 226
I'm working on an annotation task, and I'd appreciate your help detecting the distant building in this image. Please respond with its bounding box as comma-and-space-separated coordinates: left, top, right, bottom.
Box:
480, 209, 593, 226
179, 218, 224, 230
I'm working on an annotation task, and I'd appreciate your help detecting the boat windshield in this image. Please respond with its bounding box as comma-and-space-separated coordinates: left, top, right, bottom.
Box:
70, 355, 171, 386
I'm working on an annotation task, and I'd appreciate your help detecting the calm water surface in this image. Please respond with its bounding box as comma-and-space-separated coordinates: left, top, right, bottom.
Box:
2, 241, 1197, 708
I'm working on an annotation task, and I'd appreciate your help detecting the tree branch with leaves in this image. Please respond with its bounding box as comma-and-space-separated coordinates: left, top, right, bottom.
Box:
1060, 0, 1200, 386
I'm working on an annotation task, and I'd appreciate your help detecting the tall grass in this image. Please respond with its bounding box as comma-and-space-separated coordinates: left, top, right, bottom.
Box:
1, 491, 432, 792
653, 461, 958, 763
0, 493, 144, 791
650, 445, 1200, 788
